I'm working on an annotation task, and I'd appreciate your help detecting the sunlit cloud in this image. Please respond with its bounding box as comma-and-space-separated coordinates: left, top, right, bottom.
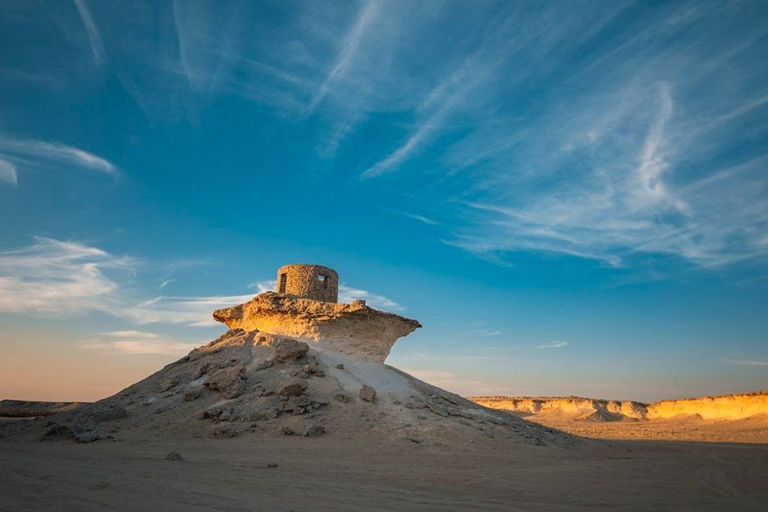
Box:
79, 330, 199, 356
0, 238, 405, 327
120, 294, 255, 327
0, 237, 132, 315
538, 340, 568, 349
718, 356, 768, 367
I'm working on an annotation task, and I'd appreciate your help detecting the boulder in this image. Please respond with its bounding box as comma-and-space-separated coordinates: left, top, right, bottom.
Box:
303, 424, 325, 437
277, 379, 308, 397
273, 338, 309, 362
359, 385, 377, 403
165, 451, 183, 461
204, 365, 246, 399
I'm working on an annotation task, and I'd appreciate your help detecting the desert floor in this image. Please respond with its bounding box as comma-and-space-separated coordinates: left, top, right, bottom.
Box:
2, 430, 767, 511
519, 414, 768, 445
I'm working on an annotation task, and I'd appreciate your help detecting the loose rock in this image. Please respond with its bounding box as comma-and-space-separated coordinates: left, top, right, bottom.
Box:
277, 379, 308, 397
204, 365, 247, 399
166, 451, 183, 461
303, 424, 325, 437
359, 385, 377, 402
273, 338, 309, 362
184, 388, 202, 401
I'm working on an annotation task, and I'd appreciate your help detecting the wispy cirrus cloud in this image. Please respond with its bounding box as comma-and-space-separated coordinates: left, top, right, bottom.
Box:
538, 340, 569, 349
717, 355, 768, 367
0, 237, 246, 324
121, 294, 254, 328
307, 0, 381, 112
0, 237, 132, 315
0, 137, 118, 186
72, 0, 104, 66
0, 238, 405, 326
0, 159, 17, 186
79, 330, 199, 356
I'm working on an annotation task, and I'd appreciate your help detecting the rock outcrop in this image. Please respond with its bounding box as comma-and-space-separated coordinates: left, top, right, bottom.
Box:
469, 396, 648, 421
470, 392, 768, 422
0, 288, 577, 448
0, 328, 574, 448
647, 392, 768, 421
213, 292, 421, 362
0, 400, 87, 418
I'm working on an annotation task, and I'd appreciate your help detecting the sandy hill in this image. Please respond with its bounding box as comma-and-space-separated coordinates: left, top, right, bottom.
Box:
0, 293, 573, 448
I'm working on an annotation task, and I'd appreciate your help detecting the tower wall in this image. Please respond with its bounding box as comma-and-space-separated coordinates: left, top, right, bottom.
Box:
275, 264, 339, 302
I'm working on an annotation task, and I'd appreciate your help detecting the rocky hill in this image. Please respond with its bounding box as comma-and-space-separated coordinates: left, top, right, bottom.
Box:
1, 292, 574, 448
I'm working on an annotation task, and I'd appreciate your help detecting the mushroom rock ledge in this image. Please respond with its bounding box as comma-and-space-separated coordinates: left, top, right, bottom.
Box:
212, 291, 421, 363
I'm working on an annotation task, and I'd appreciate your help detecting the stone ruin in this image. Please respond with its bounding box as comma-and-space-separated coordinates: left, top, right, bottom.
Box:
276, 263, 338, 303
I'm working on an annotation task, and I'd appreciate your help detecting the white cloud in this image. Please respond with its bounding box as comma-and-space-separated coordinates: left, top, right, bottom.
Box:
718, 356, 768, 367
308, 0, 381, 111
538, 340, 568, 349
79, 330, 199, 356
338, 284, 403, 311
0, 158, 17, 186
399, 212, 438, 225
0, 238, 249, 326
120, 294, 255, 327
0, 138, 119, 184
0, 239, 404, 328
72, 0, 104, 65
0, 237, 131, 315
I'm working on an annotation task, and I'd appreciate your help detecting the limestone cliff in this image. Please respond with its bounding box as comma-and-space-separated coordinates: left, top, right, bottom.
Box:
213, 292, 421, 363
470, 391, 768, 422
647, 392, 768, 421
470, 396, 648, 421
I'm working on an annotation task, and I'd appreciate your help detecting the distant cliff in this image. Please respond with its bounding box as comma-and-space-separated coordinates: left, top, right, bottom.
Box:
470, 391, 768, 421
469, 396, 647, 421
647, 392, 768, 421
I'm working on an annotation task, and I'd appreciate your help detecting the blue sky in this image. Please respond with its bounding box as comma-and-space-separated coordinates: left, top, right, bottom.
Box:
1, 0, 767, 402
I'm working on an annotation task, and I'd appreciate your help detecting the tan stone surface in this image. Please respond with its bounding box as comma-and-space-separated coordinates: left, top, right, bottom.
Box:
647, 391, 768, 421
276, 263, 339, 302
470, 396, 647, 420
212, 292, 421, 362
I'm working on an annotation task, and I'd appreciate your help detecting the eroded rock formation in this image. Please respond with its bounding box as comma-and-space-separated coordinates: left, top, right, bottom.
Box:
213, 292, 421, 362
470, 392, 768, 422
470, 396, 648, 421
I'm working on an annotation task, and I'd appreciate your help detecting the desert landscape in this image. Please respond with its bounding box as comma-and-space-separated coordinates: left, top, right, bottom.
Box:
3, 2, 768, 510
2, 271, 767, 511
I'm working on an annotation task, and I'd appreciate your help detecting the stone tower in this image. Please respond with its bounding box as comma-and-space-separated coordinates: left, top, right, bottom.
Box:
275, 263, 339, 303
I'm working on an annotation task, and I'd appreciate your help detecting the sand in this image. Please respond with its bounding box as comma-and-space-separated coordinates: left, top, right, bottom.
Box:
516, 412, 768, 445
2, 431, 767, 511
